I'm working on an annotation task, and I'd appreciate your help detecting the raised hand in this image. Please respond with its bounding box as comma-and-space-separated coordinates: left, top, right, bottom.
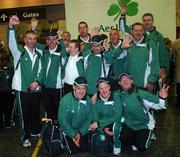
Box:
159, 84, 169, 99
57, 29, 63, 39
121, 35, 133, 49
31, 17, 38, 30
9, 16, 20, 29
121, 3, 128, 16
90, 27, 100, 38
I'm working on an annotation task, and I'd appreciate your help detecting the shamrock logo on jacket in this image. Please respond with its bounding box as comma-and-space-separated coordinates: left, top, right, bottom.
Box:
107, 0, 139, 21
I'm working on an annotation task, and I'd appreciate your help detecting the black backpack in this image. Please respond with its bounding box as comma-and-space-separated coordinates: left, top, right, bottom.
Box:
0, 68, 14, 92
41, 120, 65, 157
89, 131, 113, 155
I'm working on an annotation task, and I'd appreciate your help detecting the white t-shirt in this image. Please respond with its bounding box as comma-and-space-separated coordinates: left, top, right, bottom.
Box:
64, 53, 79, 85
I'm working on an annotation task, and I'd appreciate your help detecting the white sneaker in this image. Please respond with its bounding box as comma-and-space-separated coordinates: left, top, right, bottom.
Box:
31, 133, 41, 138
151, 133, 157, 141
22, 139, 31, 148
131, 145, 138, 151
113, 146, 121, 155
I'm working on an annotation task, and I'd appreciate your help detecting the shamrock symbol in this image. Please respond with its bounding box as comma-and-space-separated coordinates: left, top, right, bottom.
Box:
107, 0, 139, 21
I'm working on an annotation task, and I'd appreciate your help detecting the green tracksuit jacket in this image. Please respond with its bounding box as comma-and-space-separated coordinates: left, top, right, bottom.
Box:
119, 17, 169, 75
78, 34, 91, 52
83, 50, 113, 95
113, 87, 166, 147
92, 92, 123, 132
8, 28, 43, 92
58, 92, 93, 138
146, 28, 170, 74
41, 45, 67, 89
116, 37, 159, 87
110, 41, 125, 79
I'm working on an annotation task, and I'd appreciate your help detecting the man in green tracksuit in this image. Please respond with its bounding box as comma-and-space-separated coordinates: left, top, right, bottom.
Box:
117, 22, 159, 91
120, 5, 170, 81
41, 31, 67, 122
142, 13, 170, 78
30, 17, 68, 121
58, 76, 93, 154
62, 39, 84, 95
8, 16, 43, 147
77, 21, 91, 52
109, 29, 124, 79
113, 73, 169, 154
89, 77, 122, 138
83, 35, 113, 96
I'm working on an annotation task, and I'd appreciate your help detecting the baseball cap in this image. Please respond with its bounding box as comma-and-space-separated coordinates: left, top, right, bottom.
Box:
74, 76, 88, 87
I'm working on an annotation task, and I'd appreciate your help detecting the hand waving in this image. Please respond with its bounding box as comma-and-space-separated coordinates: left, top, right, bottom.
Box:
90, 27, 100, 38
121, 3, 128, 16
159, 84, 169, 99
121, 35, 133, 49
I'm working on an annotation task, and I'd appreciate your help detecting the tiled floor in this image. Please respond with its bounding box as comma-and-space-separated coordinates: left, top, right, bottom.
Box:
0, 85, 180, 157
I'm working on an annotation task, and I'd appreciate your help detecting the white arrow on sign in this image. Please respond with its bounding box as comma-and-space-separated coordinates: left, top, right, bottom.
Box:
0, 14, 8, 21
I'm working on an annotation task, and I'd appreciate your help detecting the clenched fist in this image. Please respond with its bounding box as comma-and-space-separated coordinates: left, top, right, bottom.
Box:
9, 16, 20, 29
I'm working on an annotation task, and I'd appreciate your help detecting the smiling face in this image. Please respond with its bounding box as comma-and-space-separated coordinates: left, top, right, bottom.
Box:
119, 75, 133, 90
142, 15, 154, 31
98, 82, 111, 99
24, 32, 37, 49
91, 44, 102, 54
61, 32, 71, 42
68, 42, 80, 56
73, 85, 87, 99
46, 37, 58, 49
109, 29, 120, 45
131, 24, 144, 42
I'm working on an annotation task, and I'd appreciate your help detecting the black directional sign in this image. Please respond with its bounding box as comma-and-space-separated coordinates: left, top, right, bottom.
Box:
0, 7, 46, 23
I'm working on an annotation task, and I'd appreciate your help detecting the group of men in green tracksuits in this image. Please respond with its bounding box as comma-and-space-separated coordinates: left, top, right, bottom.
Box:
58, 74, 168, 154
7, 5, 170, 155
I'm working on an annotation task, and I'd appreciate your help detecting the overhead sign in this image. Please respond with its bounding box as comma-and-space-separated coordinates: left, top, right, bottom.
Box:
0, 7, 46, 23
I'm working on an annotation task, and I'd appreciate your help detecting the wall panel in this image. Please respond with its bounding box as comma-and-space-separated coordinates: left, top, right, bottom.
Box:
20, 0, 43, 7
1, 0, 20, 9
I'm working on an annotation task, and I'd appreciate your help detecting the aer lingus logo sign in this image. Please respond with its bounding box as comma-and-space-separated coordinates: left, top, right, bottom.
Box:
107, 0, 139, 21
